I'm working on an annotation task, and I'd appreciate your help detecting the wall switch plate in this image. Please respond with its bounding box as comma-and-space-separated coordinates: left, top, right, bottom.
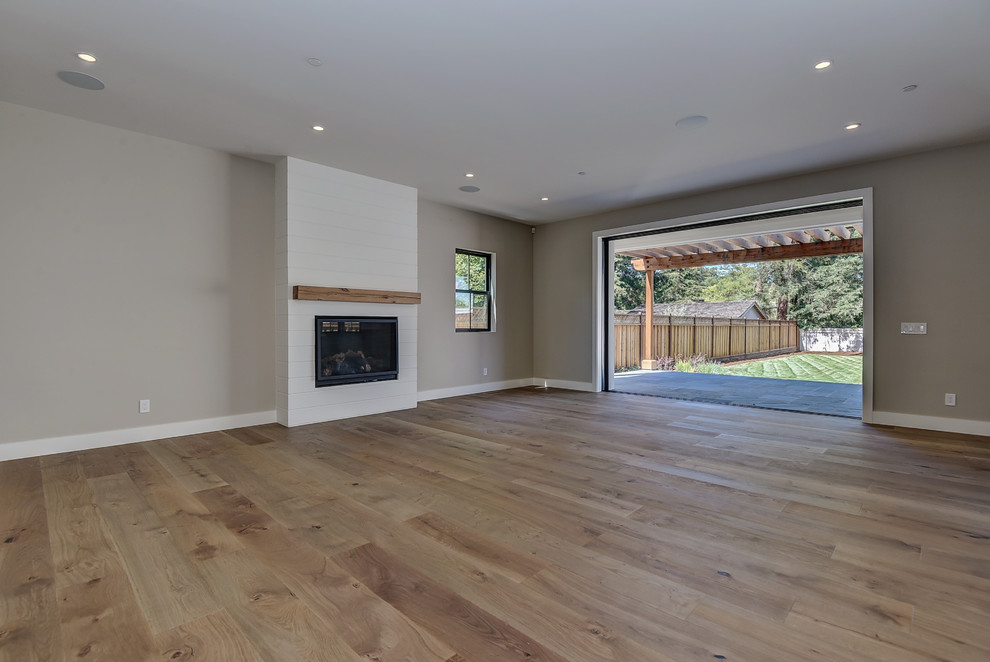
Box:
139, 399, 151, 413
900, 322, 927, 335
483, 368, 488, 376
945, 393, 956, 406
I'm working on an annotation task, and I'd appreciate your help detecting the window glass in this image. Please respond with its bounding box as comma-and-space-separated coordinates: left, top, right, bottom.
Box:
455, 249, 493, 331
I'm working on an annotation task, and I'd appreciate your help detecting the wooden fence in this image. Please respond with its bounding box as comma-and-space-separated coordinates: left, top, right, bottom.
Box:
614, 315, 799, 370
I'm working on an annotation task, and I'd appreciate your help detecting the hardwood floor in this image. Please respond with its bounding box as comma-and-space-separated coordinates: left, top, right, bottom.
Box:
2, 387, 989, 661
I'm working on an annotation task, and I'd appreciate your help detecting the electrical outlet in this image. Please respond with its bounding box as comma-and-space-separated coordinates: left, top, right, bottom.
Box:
945, 393, 956, 406
139, 399, 151, 413
483, 368, 488, 376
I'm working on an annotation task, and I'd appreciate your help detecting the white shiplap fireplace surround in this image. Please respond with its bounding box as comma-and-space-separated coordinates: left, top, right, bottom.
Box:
276, 157, 418, 427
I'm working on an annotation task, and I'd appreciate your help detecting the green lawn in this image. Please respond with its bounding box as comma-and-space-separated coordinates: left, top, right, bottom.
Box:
721, 353, 862, 384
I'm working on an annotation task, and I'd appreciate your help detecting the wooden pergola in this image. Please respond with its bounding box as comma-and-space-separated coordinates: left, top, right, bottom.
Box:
617, 221, 864, 369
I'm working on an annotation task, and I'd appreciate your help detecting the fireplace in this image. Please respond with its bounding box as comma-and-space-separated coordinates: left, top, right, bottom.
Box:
314, 316, 398, 387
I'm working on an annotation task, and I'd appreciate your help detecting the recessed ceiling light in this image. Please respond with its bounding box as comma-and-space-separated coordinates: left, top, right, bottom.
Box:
814, 60, 832, 70
312, 125, 325, 132
902, 84, 918, 92
56, 71, 105, 90
465, 173, 475, 178
541, 197, 550, 201
845, 122, 862, 130
459, 185, 480, 193
76, 52, 97, 63
306, 57, 323, 67
675, 115, 708, 129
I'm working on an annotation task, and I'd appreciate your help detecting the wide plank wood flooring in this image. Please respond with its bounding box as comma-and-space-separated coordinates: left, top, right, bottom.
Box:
2, 387, 989, 661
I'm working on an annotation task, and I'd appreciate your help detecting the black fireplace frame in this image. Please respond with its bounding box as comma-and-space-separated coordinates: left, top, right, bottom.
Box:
314, 316, 398, 387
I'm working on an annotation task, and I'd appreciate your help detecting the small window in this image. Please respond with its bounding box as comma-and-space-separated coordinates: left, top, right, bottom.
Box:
455, 249, 493, 332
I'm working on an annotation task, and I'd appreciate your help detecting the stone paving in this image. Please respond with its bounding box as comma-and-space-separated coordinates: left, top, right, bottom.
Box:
612, 370, 862, 418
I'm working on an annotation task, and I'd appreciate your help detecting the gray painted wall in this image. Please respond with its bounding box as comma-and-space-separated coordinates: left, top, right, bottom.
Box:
534, 139, 990, 423
3, 97, 987, 450
417, 200, 533, 394
0, 101, 276, 447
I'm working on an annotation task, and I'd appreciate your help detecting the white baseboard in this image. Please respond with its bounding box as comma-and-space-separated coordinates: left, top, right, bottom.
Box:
417, 378, 538, 402
534, 378, 597, 392
872, 411, 990, 438
0, 410, 278, 462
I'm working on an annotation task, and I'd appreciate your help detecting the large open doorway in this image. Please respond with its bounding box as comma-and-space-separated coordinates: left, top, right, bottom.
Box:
592, 190, 872, 420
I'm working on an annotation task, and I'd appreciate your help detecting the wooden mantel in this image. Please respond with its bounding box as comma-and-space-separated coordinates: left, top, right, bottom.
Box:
292, 286, 421, 304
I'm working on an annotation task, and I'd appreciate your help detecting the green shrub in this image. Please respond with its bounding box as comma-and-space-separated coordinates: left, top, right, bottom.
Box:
647, 354, 725, 373
656, 355, 677, 371
693, 360, 726, 374
663, 353, 726, 374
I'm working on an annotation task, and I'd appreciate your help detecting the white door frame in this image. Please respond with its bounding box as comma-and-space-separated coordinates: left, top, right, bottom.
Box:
591, 188, 874, 423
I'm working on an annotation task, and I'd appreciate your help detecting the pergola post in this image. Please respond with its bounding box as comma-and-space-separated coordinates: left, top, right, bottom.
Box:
641, 269, 657, 369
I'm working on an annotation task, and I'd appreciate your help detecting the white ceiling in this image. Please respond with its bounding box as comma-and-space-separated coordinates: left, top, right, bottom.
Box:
2, 1, 989, 224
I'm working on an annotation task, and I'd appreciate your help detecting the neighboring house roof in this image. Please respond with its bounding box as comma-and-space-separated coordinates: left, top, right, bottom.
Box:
621, 300, 768, 319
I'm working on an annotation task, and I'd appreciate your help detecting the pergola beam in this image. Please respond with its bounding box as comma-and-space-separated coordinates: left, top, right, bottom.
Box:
630, 238, 863, 271
828, 225, 852, 240
724, 237, 760, 250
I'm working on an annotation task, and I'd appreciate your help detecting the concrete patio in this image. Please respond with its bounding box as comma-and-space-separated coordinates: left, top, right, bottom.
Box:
612, 370, 862, 418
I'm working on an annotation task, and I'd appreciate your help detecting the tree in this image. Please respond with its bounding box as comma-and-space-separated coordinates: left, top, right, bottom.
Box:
700, 264, 757, 302
654, 267, 708, 303
755, 254, 863, 327
789, 254, 863, 327
613, 257, 713, 310
755, 259, 800, 320
613, 253, 863, 328
613, 255, 645, 310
